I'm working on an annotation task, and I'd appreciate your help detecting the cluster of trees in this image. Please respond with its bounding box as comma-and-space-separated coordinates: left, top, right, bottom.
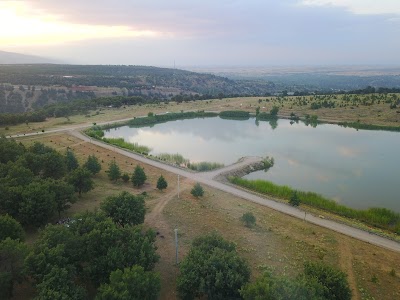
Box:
177, 232, 351, 300
107, 160, 168, 191
1, 189, 160, 299
0, 137, 103, 226
0, 138, 96, 227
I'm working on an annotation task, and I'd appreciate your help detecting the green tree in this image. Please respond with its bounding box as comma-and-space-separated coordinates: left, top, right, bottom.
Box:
270, 106, 279, 116
177, 233, 250, 299
65, 149, 79, 172
0, 215, 24, 242
0, 238, 29, 299
190, 182, 204, 198
83, 154, 101, 175
67, 167, 94, 196
0, 136, 25, 164
18, 182, 56, 227
241, 212, 256, 228
40, 151, 67, 179
47, 180, 77, 217
107, 160, 121, 182
35, 267, 86, 300
241, 272, 325, 300
289, 191, 300, 206
156, 175, 168, 191
96, 266, 160, 300
131, 165, 147, 187
101, 191, 145, 226
304, 261, 352, 300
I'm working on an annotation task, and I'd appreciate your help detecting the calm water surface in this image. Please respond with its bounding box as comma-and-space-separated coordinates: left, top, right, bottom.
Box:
104, 117, 400, 212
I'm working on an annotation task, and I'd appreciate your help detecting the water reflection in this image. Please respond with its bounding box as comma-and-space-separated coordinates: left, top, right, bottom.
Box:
104, 117, 400, 212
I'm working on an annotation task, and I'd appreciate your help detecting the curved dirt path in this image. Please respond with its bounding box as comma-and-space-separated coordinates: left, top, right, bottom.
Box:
66, 130, 400, 253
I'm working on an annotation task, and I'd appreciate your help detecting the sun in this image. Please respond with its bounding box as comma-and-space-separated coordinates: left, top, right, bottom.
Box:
0, 1, 158, 47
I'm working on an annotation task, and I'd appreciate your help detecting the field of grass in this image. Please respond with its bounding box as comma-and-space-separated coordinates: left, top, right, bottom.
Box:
2, 93, 400, 137
14, 132, 400, 300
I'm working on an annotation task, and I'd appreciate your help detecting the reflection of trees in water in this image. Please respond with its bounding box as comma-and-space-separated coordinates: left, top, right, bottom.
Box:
269, 118, 278, 130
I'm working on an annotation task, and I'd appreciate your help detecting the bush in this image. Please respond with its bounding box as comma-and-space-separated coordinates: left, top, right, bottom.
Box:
289, 191, 301, 206
241, 212, 256, 227
191, 183, 204, 198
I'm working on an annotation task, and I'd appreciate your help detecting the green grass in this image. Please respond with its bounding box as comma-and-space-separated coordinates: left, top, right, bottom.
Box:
229, 177, 400, 234
188, 161, 224, 172
101, 137, 151, 155
156, 153, 189, 166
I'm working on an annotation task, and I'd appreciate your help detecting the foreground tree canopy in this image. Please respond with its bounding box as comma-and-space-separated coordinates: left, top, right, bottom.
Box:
25, 211, 159, 297
0, 138, 92, 227
177, 232, 251, 299
101, 191, 146, 227
241, 261, 351, 300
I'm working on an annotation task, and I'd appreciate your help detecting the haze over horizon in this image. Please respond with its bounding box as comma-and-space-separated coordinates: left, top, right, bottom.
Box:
1, 0, 400, 66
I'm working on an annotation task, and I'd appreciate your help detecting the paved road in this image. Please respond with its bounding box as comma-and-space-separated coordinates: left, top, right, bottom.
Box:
69, 130, 400, 253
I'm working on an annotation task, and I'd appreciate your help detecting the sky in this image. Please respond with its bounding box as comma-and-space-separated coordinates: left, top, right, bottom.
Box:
0, 0, 400, 66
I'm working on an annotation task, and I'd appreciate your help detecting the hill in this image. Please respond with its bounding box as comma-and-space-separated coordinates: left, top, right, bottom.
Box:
0, 50, 58, 64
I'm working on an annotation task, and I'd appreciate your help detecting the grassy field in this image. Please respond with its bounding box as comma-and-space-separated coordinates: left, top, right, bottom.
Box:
2, 93, 400, 136
14, 132, 400, 300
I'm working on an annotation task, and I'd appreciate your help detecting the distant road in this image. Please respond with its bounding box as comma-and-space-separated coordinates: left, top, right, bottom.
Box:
69, 130, 400, 253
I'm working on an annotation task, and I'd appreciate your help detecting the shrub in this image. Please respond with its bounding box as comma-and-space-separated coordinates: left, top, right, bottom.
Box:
241, 212, 256, 227
191, 183, 204, 198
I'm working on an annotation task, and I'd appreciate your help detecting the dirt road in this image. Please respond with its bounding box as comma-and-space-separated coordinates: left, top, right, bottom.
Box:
69, 130, 400, 253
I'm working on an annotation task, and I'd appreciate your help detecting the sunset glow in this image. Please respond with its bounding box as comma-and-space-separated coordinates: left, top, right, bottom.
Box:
0, 2, 158, 47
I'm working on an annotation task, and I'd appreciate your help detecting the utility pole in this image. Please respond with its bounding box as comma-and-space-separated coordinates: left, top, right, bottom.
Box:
178, 175, 180, 198
174, 228, 179, 265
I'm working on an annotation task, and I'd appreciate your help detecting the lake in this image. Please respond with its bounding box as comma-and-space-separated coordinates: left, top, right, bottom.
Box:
104, 117, 400, 212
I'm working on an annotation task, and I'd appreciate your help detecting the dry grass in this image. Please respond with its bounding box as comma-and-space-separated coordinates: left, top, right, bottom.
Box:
14, 132, 400, 300
3, 94, 399, 136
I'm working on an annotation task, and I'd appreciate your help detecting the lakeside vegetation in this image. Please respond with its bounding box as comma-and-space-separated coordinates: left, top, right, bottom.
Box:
219, 110, 250, 120
102, 137, 151, 155
229, 177, 400, 234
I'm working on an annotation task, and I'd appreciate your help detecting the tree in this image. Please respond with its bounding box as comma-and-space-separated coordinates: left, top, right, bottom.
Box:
107, 160, 121, 182
270, 105, 279, 116
96, 266, 160, 300
83, 154, 101, 175
0, 136, 25, 164
0, 238, 29, 299
0, 215, 24, 242
156, 175, 168, 191
47, 180, 77, 217
191, 182, 204, 198
18, 182, 56, 227
177, 233, 250, 299
65, 149, 79, 172
289, 191, 300, 206
35, 267, 86, 300
101, 191, 145, 226
131, 165, 147, 187
67, 167, 94, 196
241, 212, 256, 228
304, 261, 352, 300
40, 151, 67, 179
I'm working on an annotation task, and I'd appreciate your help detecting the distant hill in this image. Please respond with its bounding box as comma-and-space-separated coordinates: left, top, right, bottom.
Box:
0, 50, 58, 64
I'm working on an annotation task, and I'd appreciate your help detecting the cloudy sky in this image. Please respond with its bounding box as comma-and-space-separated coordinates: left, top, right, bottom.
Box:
1, 0, 399, 66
